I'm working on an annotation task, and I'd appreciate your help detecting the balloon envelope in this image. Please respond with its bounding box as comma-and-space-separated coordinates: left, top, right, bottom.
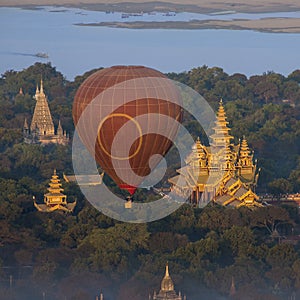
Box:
73, 66, 182, 195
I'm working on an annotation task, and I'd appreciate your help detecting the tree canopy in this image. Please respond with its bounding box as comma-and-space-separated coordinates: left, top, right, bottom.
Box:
0, 63, 299, 299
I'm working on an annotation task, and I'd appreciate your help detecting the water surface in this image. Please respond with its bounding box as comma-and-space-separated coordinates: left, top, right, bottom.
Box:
0, 6, 299, 79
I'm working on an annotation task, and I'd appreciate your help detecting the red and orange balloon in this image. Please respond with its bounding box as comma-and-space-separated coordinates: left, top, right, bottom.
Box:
73, 66, 182, 196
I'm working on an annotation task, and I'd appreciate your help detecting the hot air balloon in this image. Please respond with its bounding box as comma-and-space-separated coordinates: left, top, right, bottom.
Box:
73, 65, 182, 201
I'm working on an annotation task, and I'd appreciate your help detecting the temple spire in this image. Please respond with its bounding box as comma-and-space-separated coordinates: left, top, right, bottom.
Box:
153, 263, 183, 299
24, 80, 68, 145
229, 276, 236, 297
161, 262, 174, 292
57, 120, 63, 136
34, 169, 76, 213
40, 78, 44, 95
23, 118, 28, 130
165, 262, 170, 277
35, 84, 39, 96
30, 79, 54, 135
210, 99, 233, 148
239, 136, 250, 157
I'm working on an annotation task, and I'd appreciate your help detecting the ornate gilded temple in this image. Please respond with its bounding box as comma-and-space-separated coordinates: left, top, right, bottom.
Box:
169, 100, 261, 208
23, 79, 68, 145
34, 169, 76, 212
151, 263, 186, 300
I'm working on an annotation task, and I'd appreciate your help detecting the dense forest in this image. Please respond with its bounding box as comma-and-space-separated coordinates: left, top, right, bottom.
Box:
0, 63, 299, 300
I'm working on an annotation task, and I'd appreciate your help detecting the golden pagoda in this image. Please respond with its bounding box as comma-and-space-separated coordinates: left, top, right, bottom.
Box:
151, 263, 186, 300
23, 79, 68, 145
34, 169, 76, 212
168, 100, 261, 208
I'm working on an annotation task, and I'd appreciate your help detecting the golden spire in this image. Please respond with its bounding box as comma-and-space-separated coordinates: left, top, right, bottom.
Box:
161, 262, 174, 292
34, 169, 76, 213
57, 120, 63, 136
47, 169, 64, 195
23, 118, 28, 129
30, 79, 54, 135
165, 263, 170, 277
216, 99, 229, 125
239, 136, 250, 157
210, 99, 233, 148
229, 276, 236, 297
35, 84, 39, 96
40, 78, 44, 95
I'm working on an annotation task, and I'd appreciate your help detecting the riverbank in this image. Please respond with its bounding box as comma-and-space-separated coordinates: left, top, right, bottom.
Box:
76, 17, 300, 33
1, 0, 300, 14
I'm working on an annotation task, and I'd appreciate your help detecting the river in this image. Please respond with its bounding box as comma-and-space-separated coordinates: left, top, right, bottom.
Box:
0, 6, 299, 79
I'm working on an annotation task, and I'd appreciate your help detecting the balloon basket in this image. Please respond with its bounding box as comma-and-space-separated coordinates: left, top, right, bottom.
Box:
125, 196, 132, 209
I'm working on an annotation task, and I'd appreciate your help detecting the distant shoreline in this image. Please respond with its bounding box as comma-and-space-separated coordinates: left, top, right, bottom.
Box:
1, 1, 300, 33
1, 0, 300, 14
75, 18, 300, 34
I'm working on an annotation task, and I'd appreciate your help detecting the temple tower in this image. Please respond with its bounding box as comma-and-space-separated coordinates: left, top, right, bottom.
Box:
152, 263, 185, 300
44, 169, 67, 206
237, 136, 255, 178
57, 120, 63, 136
210, 99, 234, 148
24, 79, 68, 145
168, 99, 260, 207
31, 79, 55, 136
185, 137, 209, 174
23, 118, 29, 137
34, 169, 76, 212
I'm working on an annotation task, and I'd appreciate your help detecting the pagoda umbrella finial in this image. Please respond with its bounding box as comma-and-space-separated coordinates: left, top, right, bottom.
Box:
40, 77, 45, 95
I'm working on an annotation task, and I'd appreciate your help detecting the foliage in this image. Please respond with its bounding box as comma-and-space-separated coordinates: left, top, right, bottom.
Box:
0, 63, 299, 299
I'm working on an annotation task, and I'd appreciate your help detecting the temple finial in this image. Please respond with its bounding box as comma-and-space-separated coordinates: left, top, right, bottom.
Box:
40, 77, 44, 94
36, 84, 39, 95
230, 276, 236, 297
24, 118, 28, 129
57, 120, 63, 136
165, 262, 169, 277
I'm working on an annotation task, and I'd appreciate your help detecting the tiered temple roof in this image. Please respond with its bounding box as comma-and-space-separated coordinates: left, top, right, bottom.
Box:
34, 169, 76, 213
169, 100, 261, 208
210, 99, 234, 148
